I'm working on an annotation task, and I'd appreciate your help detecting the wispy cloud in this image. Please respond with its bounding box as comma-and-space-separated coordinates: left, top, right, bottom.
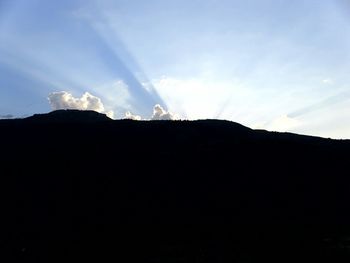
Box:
267, 115, 300, 132
289, 91, 350, 118
322, 78, 333, 85
254, 115, 300, 132
0, 114, 14, 119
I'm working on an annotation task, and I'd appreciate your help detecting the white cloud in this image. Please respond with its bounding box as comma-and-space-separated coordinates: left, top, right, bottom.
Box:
151, 104, 177, 120
264, 115, 300, 132
105, 110, 114, 119
48, 91, 114, 118
124, 111, 141, 120
123, 105, 178, 121
322, 78, 333, 85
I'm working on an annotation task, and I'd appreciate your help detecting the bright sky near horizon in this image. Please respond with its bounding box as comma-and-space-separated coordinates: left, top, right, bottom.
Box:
1, 0, 350, 138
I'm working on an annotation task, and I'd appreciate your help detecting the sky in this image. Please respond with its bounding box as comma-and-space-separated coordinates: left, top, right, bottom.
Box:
1, 0, 350, 138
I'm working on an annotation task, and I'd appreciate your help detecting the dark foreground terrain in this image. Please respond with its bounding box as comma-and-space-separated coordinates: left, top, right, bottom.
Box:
1, 110, 350, 262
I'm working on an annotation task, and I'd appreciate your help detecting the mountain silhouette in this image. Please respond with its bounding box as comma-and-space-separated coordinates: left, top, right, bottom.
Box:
24, 109, 112, 123
0, 110, 350, 262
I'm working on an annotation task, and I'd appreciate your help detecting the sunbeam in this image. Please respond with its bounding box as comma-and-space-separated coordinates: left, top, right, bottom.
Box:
289, 91, 350, 118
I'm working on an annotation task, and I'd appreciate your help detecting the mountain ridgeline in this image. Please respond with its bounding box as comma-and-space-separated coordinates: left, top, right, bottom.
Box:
1, 110, 350, 262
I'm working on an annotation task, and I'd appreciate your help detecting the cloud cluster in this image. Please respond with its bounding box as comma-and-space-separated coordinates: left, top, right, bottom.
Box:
124, 111, 141, 121
151, 104, 176, 120
48, 91, 114, 118
47, 91, 177, 121
124, 104, 176, 121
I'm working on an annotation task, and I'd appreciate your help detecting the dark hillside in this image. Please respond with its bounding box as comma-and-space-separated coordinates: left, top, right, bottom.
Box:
24, 109, 113, 123
1, 110, 350, 262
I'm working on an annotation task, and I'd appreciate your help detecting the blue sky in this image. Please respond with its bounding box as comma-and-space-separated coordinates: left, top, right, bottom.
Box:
1, 0, 350, 138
